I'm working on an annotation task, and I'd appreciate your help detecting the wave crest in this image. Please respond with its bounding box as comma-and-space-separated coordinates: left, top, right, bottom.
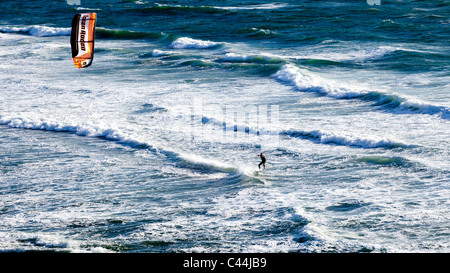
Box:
0, 25, 71, 37
200, 115, 415, 149
219, 52, 286, 64
273, 64, 450, 119
0, 114, 236, 173
272, 64, 362, 99
169, 37, 223, 49
281, 129, 416, 149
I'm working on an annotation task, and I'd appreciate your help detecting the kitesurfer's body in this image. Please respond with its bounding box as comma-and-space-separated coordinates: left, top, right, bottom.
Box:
257, 153, 266, 171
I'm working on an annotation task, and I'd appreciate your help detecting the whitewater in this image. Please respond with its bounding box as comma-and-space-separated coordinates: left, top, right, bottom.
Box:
1, 0, 449, 253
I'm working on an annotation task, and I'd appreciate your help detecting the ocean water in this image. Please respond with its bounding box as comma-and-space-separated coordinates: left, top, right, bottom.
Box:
0, 0, 449, 253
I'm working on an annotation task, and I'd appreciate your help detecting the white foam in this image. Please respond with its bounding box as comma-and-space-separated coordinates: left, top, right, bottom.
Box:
0, 114, 176, 167
396, 95, 450, 117
283, 129, 416, 149
177, 151, 235, 170
201, 114, 414, 149
151, 49, 175, 56
304, 44, 441, 63
76, 7, 103, 11
272, 64, 364, 99
169, 37, 222, 49
311, 46, 398, 62
220, 52, 285, 64
272, 64, 450, 119
0, 114, 238, 173
0, 25, 71, 37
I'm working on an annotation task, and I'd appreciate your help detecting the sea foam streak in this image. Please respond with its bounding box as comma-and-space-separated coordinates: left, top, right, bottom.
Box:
273, 64, 450, 119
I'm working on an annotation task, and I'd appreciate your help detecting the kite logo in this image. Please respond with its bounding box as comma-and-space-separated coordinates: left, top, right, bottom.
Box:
80, 16, 87, 51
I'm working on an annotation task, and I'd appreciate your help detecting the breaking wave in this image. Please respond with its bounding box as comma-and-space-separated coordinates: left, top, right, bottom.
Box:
169, 37, 223, 49
0, 114, 236, 173
307, 46, 399, 63
0, 25, 71, 37
281, 129, 417, 149
272, 64, 450, 119
200, 116, 416, 149
218, 52, 286, 64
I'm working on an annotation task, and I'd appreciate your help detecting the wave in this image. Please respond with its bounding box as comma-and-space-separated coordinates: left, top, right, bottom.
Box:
214, 3, 291, 10
169, 37, 223, 49
0, 25, 71, 37
272, 64, 365, 99
95, 28, 172, 40
0, 114, 236, 174
137, 45, 449, 120
0, 25, 175, 41
238, 27, 278, 38
140, 48, 283, 75
301, 45, 450, 68
272, 64, 450, 119
129, 3, 289, 14
0, 115, 150, 148
218, 52, 286, 64
281, 129, 416, 149
150, 49, 176, 57
75, 7, 103, 11
200, 116, 416, 149
309, 46, 398, 63
355, 156, 413, 167
129, 4, 232, 15
178, 59, 215, 68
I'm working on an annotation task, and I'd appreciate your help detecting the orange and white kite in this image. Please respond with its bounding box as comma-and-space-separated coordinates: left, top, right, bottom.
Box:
71, 13, 96, 68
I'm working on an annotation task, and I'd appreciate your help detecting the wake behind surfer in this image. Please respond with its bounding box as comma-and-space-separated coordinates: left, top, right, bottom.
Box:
257, 153, 266, 171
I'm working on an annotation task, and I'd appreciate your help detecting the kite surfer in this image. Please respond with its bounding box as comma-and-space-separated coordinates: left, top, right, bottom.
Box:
257, 153, 266, 171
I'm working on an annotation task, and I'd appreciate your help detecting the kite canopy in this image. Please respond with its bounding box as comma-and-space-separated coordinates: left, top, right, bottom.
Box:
71, 13, 96, 68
